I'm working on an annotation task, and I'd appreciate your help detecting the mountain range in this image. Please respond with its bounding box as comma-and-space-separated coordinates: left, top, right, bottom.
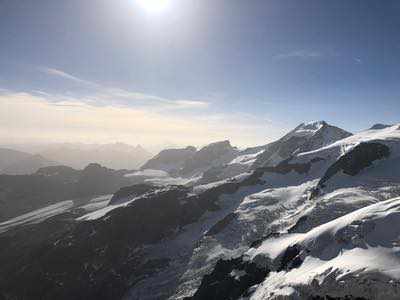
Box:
0, 143, 153, 175
39, 142, 152, 170
1, 121, 400, 300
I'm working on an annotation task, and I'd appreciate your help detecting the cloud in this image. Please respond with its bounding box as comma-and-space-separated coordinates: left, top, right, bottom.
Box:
39, 67, 208, 110
40, 67, 97, 86
0, 91, 283, 148
274, 50, 325, 60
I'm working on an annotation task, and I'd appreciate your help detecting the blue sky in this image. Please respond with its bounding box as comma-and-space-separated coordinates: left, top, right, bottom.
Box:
1, 0, 400, 148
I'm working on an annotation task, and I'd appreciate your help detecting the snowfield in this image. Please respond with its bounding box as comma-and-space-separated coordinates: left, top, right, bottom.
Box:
0, 200, 74, 233
229, 150, 265, 166
249, 197, 400, 300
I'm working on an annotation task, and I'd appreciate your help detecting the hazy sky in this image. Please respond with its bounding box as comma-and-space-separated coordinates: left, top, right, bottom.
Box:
1, 0, 400, 148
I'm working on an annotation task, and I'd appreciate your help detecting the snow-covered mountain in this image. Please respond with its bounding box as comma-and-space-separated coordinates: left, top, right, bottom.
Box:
252, 120, 352, 168
182, 123, 400, 300
1, 122, 400, 300
195, 121, 351, 185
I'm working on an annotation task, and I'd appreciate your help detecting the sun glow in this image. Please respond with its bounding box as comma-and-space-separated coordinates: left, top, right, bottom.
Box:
136, 0, 170, 13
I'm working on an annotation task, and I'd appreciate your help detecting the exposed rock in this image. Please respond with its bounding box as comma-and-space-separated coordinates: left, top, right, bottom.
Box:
0, 163, 131, 222
108, 184, 156, 205
206, 212, 237, 236
318, 142, 390, 187
261, 157, 325, 175
370, 123, 392, 130
186, 257, 269, 300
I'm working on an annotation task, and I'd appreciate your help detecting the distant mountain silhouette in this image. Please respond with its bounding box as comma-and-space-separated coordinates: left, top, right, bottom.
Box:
0, 163, 132, 222
0, 148, 58, 175
40, 142, 152, 170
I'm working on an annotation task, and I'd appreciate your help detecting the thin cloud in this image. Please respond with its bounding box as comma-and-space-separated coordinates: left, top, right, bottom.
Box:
40, 67, 97, 86
274, 50, 325, 60
39, 67, 209, 110
0, 91, 282, 148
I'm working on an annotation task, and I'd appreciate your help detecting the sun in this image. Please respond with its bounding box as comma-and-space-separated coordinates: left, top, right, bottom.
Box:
136, 0, 170, 13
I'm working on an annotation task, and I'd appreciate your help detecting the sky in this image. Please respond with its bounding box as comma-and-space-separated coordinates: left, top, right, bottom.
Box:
1, 0, 400, 149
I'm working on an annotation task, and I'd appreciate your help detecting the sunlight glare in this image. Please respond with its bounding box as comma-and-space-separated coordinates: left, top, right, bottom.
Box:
136, 0, 170, 13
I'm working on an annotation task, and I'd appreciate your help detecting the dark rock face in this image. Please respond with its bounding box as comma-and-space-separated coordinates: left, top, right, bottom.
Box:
318, 142, 390, 187
278, 244, 303, 271
0, 163, 131, 222
186, 257, 269, 300
0, 187, 191, 300
198, 163, 251, 185
35, 165, 80, 178
206, 212, 237, 236
108, 184, 156, 205
261, 157, 325, 175
75, 163, 130, 197
288, 215, 309, 233
370, 124, 392, 130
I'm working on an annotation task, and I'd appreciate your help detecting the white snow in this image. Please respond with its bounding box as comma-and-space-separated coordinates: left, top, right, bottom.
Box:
249, 197, 400, 300
192, 172, 251, 194
124, 169, 170, 178
0, 200, 74, 233
291, 121, 325, 138
76, 196, 140, 221
78, 194, 113, 212
145, 175, 201, 186
229, 150, 264, 166
298, 123, 400, 159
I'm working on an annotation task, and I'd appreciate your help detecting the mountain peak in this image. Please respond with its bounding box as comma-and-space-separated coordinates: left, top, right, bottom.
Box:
297, 120, 327, 131
370, 123, 393, 130
253, 121, 351, 168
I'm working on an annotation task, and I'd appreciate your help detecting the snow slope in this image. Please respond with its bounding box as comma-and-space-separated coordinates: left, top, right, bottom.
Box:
0, 200, 74, 233
249, 197, 400, 300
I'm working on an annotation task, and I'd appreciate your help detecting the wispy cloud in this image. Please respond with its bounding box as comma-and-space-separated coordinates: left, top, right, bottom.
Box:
274, 50, 326, 60
18, 67, 285, 147
39, 67, 209, 110
40, 67, 97, 86
0, 91, 283, 148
